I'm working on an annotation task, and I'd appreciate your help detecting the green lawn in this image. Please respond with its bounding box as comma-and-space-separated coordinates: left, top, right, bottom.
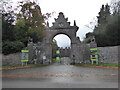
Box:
74, 63, 119, 67
1, 62, 119, 69
1, 64, 51, 68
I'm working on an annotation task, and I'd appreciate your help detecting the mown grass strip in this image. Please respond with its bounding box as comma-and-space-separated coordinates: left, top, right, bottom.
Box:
0, 64, 51, 70
73, 63, 120, 69
74, 63, 119, 67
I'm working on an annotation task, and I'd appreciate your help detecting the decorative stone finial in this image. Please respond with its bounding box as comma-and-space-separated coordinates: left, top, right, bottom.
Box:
74, 20, 76, 26
90, 36, 95, 43
65, 18, 68, 21
59, 12, 63, 15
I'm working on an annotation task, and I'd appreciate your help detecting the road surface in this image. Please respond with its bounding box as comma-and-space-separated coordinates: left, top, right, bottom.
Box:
2, 57, 118, 88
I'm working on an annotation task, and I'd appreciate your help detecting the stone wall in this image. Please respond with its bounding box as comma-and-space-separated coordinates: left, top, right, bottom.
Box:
59, 47, 70, 57
2, 53, 21, 65
1, 45, 119, 65
98, 46, 119, 64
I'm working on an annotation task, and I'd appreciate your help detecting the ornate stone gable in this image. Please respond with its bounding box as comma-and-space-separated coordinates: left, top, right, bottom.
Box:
51, 12, 71, 29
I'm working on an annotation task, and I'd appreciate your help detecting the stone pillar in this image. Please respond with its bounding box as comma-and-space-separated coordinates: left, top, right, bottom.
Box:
71, 43, 83, 64
44, 43, 52, 64
36, 42, 46, 64
82, 44, 91, 63
90, 36, 97, 48
27, 42, 34, 63
89, 36, 98, 64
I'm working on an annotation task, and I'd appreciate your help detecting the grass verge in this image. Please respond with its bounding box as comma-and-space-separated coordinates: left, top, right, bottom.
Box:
0, 64, 51, 70
74, 63, 119, 66
73, 63, 120, 69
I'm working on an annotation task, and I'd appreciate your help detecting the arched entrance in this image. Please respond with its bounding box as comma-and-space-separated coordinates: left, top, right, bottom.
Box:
53, 34, 71, 48
53, 34, 71, 64
42, 12, 83, 64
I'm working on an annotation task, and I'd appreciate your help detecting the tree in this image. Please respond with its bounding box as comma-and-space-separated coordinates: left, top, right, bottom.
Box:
2, 0, 25, 55
2, 41, 24, 55
52, 39, 58, 59
2, 13, 15, 41
93, 4, 119, 46
97, 5, 105, 26
102, 1, 120, 46
111, 0, 120, 15
2, 0, 47, 55
14, 19, 29, 46
105, 14, 120, 46
94, 4, 111, 34
16, 1, 46, 43
84, 2, 120, 46
2, 0, 16, 42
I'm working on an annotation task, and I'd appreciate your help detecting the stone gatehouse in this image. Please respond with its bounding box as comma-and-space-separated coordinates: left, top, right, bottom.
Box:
27, 12, 97, 64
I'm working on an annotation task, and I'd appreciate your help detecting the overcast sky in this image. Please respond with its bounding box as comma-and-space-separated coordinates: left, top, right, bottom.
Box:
38, 0, 111, 48
12, 0, 111, 48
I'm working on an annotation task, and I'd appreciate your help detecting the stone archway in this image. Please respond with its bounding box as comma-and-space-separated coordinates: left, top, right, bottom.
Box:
27, 12, 97, 64
41, 12, 84, 64
52, 34, 71, 57
26, 12, 97, 64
